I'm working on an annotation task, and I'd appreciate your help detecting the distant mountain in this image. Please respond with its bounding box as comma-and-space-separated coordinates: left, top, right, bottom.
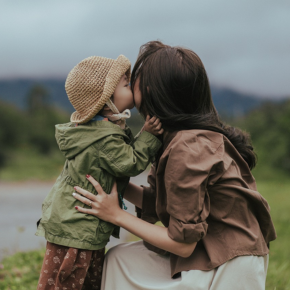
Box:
211, 87, 265, 117
0, 79, 283, 116
0, 79, 74, 112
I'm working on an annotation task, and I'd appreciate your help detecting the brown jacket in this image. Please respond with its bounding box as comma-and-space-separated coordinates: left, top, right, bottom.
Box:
138, 130, 276, 277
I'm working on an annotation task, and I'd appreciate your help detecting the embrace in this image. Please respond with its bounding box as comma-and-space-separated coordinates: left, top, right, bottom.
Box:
36, 41, 276, 290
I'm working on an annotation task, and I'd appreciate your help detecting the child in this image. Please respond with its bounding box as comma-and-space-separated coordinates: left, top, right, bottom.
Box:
36, 55, 163, 290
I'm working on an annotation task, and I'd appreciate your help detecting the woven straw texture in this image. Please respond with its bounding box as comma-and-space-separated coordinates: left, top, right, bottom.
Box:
65, 55, 131, 124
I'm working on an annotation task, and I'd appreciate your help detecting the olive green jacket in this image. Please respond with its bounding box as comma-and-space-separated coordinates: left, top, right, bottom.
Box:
35, 120, 162, 250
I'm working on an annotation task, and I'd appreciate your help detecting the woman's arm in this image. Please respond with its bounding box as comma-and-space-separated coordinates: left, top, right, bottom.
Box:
114, 208, 196, 258
73, 177, 196, 258
115, 207, 196, 258
123, 182, 143, 209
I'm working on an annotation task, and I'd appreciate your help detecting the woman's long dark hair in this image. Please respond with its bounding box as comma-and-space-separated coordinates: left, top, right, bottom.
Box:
131, 41, 257, 170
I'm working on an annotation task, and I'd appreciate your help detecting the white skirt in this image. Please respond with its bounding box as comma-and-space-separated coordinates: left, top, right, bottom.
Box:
101, 241, 268, 290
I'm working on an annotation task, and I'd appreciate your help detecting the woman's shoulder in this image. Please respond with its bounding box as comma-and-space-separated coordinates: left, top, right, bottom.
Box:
164, 130, 253, 177
164, 129, 225, 155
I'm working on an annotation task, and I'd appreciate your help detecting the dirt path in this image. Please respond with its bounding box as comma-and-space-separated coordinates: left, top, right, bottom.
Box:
0, 173, 148, 260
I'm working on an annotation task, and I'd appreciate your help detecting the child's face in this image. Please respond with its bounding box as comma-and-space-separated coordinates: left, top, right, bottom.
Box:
112, 75, 134, 112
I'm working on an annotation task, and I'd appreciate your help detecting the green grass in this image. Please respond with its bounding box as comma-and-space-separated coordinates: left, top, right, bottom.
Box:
0, 178, 289, 289
0, 249, 45, 290
257, 180, 290, 290
0, 147, 65, 181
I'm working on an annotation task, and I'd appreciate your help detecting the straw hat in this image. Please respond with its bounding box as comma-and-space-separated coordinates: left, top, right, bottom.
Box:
65, 55, 131, 124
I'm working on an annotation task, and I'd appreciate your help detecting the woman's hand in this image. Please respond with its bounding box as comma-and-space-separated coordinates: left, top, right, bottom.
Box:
72, 175, 122, 224
73, 175, 197, 258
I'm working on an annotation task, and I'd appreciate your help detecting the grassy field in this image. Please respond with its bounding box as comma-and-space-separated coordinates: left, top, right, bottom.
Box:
258, 180, 290, 290
0, 178, 289, 290
0, 147, 65, 182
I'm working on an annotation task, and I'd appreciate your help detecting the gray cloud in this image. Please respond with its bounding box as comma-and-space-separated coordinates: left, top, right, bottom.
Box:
0, 0, 289, 97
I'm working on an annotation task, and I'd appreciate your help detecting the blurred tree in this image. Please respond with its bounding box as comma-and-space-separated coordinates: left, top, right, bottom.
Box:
0, 101, 27, 168
26, 85, 50, 113
236, 99, 290, 173
25, 84, 68, 154
28, 108, 68, 154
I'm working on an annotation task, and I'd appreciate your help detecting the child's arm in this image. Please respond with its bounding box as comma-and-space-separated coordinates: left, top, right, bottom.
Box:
142, 116, 164, 136
97, 118, 163, 177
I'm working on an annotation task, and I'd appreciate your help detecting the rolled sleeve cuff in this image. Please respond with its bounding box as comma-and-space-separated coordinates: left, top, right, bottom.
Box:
168, 216, 208, 244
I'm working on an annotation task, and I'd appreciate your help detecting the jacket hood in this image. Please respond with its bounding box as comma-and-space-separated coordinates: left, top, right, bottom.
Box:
55, 121, 128, 159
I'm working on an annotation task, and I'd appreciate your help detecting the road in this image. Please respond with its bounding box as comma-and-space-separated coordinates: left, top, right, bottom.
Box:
0, 173, 148, 261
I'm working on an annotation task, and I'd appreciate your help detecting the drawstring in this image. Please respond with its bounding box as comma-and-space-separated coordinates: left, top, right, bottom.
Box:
119, 194, 127, 210
106, 109, 131, 121
105, 109, 131, 129
105, 99, 131, 129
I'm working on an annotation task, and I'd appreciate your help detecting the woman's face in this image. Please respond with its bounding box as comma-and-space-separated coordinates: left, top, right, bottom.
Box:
133, 77, 142, 111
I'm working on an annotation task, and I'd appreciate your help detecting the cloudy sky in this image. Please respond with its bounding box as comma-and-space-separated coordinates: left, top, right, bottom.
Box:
1, 0, 289, 98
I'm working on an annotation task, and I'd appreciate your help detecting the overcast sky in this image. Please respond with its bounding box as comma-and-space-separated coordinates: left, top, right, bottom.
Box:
1, 0, 289, 98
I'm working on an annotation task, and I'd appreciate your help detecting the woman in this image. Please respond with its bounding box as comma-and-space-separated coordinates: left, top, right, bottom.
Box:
73, 41, 276, 290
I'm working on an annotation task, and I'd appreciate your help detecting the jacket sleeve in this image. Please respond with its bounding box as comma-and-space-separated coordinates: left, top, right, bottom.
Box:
165, 134, 223, 244
98, 131, 162, 177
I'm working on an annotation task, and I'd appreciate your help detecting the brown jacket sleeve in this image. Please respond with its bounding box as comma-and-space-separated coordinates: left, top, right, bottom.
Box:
165, 132, 224, 244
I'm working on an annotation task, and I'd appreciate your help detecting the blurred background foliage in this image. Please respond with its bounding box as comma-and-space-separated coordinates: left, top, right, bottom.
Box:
0, 83, 289, 181
232, 99, 290, 181
0, 85, 68, 180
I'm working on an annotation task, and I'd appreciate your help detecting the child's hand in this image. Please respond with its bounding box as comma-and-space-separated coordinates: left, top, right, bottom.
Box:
143, 116, 164, 136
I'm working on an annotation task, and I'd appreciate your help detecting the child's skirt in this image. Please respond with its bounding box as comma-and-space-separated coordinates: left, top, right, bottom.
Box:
37, 242, 105, 290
